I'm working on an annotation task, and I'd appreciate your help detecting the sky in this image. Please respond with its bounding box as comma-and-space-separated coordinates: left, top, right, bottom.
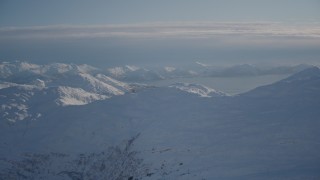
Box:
0, 0, 320, 67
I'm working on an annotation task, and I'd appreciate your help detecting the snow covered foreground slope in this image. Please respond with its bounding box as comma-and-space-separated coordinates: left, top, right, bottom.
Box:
0, 67, 320, 179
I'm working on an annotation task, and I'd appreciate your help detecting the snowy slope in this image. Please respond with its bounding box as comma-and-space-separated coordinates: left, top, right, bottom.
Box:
241, 66, 320, 98
169, 82, 227, 97
56, 86, 109, 106
0, 84, 110, 122
0, 62, 139, 122
1, 64, 320, 179
0, 84, 46, 122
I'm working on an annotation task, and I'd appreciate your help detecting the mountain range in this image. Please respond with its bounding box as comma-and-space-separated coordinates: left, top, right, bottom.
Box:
106, 63, 314, 82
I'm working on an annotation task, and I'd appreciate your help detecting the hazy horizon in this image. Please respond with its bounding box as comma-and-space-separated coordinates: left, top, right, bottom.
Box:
1, 1, 320, 67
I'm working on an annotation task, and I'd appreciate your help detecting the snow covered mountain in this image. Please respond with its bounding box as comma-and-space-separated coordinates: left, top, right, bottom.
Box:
0, 62, 143, 122
241, 66, 320, 98
0, 84, 108, 122
55, 86, 109, 106
0, 61, 98, 77
169, 82, 227, 97
106, 63, 316, 82
1, 63, 320, 179
0, 62, 228, 122
0, 61, 133, 93
107, 65, 165, 81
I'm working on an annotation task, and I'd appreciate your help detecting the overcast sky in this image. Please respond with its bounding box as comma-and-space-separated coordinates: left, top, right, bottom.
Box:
0, 0, 320, 67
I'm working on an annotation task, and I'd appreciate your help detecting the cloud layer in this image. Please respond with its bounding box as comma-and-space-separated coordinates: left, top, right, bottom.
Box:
1, 22, 320, 40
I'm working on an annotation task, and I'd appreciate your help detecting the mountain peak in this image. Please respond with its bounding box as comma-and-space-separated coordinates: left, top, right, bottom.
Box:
281, 66, 320, 83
